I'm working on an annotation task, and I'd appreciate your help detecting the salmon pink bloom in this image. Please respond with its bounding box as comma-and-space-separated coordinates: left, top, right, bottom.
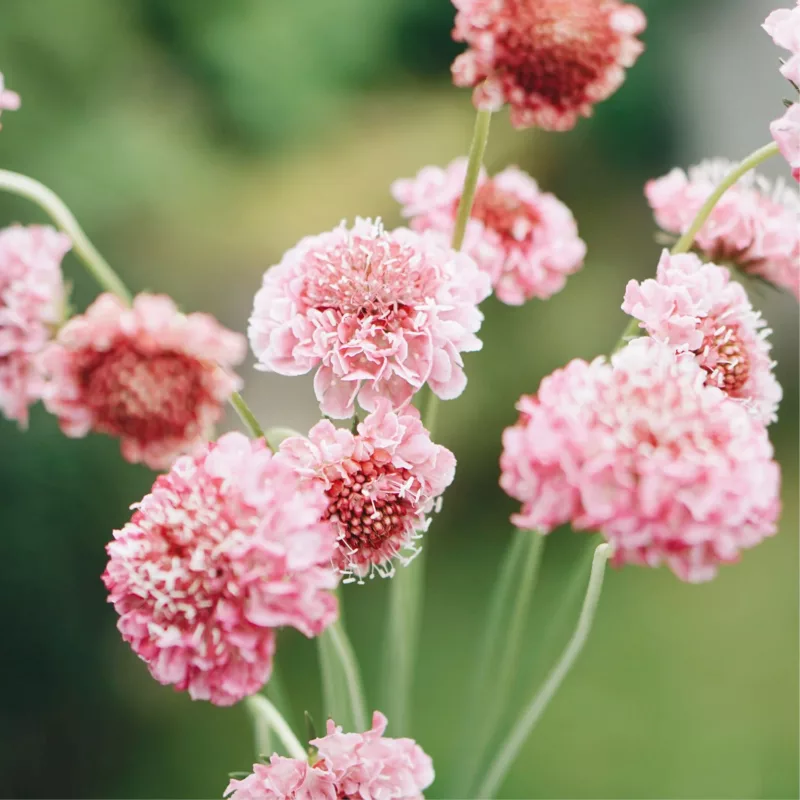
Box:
103, 432, 339, 706
646, 160, 800, 298
450, 0, 646, 130
392, 159, 586, 304
623, 251, 782, 424
225, 757, 336, 800
40, 293, 246, 469
500, 338, 780, 583
771, 103, 800, 183
276, 402, 455, 581
0, 225, 69, 426
249, 218, 490, 418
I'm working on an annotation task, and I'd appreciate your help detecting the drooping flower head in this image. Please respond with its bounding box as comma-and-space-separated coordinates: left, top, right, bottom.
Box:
451, 0, 646, 130
249, 218, 491, 418
645, 160, 800, 298
500, 338, 780, 583
40, 293, 246, 469
0, 72, 20, 127
0, 225, 70, 426
771, 103, 800, 183
623, 250, 782, 424
764, 1, 800, 85
103, 432, 339, 706
226, 712, 434, 800
392, 159, 586, 305
276, 402, 455, 582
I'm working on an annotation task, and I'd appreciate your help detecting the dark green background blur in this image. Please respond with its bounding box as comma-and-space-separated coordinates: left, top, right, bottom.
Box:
0, 1, 797, 798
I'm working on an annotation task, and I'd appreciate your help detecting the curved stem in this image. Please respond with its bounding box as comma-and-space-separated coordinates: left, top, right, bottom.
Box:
229, 391, 266, 441
0, 169, 132, 304
476, 543, 612, 799
326, 618, 369, 732
451, 109, 492, 251
245, 694, 307, 762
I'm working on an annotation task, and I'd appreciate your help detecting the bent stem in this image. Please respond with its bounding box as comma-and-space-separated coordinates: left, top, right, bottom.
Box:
230, 391, 266, 441
0, 169, 132, 304
476, 543, 612, 799
451, 108, 492, 250
245, 694, 307, 762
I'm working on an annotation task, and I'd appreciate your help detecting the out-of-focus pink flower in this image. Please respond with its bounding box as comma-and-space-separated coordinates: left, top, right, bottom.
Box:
40, 293, 246, 469
500, 338, 780, 583
0, 225, 69, 426
276, 401, 455, 581
249, 218, 490, 418
623, 250, 782, 424
764, 1, 800, 84
771, 103, 800, 183
103, 432, 339, 706
392, 159, 586, 305
0, 73, 20, 126
225, 757, 337, 800
646, 160, 800, 298
450, 0, 646, 130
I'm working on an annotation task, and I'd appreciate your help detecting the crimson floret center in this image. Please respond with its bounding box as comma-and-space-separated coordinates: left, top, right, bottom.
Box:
695, 324, 751, 394
470, 180, 542, 241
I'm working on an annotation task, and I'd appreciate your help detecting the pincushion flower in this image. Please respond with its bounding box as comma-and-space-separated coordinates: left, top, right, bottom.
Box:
0, 225, 70, 426
623, 250, 781, 424
764, 1, 800, 84
276, 401, 456, 581
40, 292, 246, 469
500, 338, 780, 583
450, 0, 646, 130
0, 72, 20, 126
646, 160, 800, 298
771, 103, 800, 183
392, 159, 586, 304
226, 712, 434, 800
248, 218, 491, 418
103, 432, 339, 706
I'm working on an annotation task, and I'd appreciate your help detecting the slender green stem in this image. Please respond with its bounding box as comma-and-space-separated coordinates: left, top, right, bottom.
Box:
451, 109, 492, 251
244, 694, 307, 761
0, 169, 133, 304
476, 543, 612, 799
326, 618, 369, 732
612, 316, 642, 354
422, 388, 439, 433
229, 391, 266, 441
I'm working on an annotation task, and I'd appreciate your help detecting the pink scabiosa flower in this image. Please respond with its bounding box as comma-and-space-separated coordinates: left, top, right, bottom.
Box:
225, 757, 337, 800
249, 218, 491, 418
450, 0, 646, 131
764, 1, 800, 84
771, 103, 800, 183
276, 401, 455, 581
646, 160, 800, 298
40, 293, 246, 469
103, 432, 339, 706
392, 159, 586, 305
500, 338, 780, 583
0, 72, 20, 127
622, 251, 782, 424
0, 225, 70, 426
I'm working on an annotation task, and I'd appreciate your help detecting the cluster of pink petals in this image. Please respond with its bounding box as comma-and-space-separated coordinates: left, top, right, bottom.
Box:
276, 401, 456, 581
103, 432, 339, 706
771, 104, 800, 183
392, 159, 586, 305
500, 337, 780, 583
0, 225, 69, 426
764, 1, 800, 86
646, 160, 800, 298
450, 0, 646, 130
226, 712, 434, 800
249, 218, 490, 418
0, 72, 20, 126
40, 292, 246, 470
622, 251, 782, 424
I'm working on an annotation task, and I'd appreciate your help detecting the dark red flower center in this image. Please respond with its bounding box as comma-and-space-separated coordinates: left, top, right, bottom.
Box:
694, 324, 751, 395
470, 180, 541, 241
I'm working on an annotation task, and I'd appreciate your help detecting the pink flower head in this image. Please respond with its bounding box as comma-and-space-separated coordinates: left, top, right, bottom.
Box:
450, 0, 646, 131
0, 225, 69, 426
249, 218, 491, 418
500, 338, 780, 583
764, 2, 800, 84
392, 159, 586, 305
645, 160, 800, 298
276, 401, 455, 581
226, 712, 434, 800
0, 72, 20, 126
623, 250, 782, 424
103, 432, 339, 706
40, 292, 246, 469
771, 103, 800, 183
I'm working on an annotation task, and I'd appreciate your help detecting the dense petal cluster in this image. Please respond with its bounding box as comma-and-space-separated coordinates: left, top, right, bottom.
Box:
764, 1, 800, 84
500, 338, 780, 582
226, 712, 434, 800
645, 160, 800, 298
771, 103, 800, 183
40, 293, 246, 469
450, 0, 646, 130
623, 250, 781, 424
0, 72, 20, 125
0, 225, 69, 425
276, 402, 455, 581
392, 159, 586, 304
249, 218, 491, 418
103, 432, 339, 706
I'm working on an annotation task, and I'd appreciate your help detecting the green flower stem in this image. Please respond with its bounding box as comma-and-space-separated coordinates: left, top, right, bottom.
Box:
476, 543, 612, 799
244, 694, 307, 762
0, 169, 133, 304
229, 391, 266, 441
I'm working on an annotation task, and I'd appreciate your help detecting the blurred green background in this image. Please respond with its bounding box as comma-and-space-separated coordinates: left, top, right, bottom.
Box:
0, 1, 797, 798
